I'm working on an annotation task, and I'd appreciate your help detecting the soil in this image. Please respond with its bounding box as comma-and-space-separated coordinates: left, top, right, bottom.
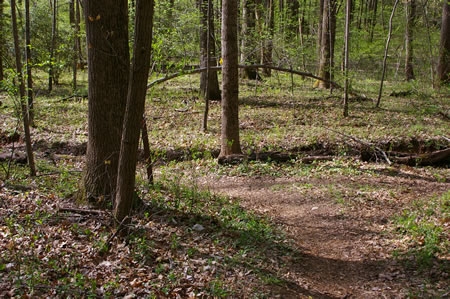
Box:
198, 165, 449, 298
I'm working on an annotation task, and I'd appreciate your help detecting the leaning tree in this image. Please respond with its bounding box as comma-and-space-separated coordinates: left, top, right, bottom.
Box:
114, 0, 155, 223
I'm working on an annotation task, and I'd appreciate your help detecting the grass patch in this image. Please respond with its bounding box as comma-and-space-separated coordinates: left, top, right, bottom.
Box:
394, 191, 449, 269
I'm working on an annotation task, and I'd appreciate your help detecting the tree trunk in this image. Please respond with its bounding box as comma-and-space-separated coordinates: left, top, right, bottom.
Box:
376, 0, 399, 107
437, 0, 450, 86
114, 0, 154, 223
404, 0, 415, 81
199, 0, 221, 101
76, 0, 82, 62
0, 0, 4, 82
287, 0, 299, 38
24, 0, 34, 125
220, 0, 242, 157
141, 116, 153, 185
318, 0, 336, 89
240, 0, 258, 79
368, 0, 377, 42
357, 0, 363, 29
82, 0, 130, 205
70, 0, 78, 92
202, 0, 211, 131
260, 0, 274, 76
48, 0, 57, 92
11, 0, 36, 176
317, 0, 324, 64
343, 0, 350, 117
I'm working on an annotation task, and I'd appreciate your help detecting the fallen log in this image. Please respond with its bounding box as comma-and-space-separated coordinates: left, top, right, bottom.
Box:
0, 152, 27, 164
391, 148, 450, 166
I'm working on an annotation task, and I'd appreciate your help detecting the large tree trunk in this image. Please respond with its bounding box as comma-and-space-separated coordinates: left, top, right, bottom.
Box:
220, 0, 242, 157
48, 0, 57, 92
82, 0, 130, 205
11, 0, 36, 176
404, 0, 415, 81
317, 0, 336, 89
437, 0, 450, 86
114, 0, 154, 223
25, 0, 34, 125
199, 0, 221, 101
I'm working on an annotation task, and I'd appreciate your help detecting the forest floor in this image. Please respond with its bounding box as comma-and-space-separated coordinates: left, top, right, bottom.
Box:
0, 72, 449, 297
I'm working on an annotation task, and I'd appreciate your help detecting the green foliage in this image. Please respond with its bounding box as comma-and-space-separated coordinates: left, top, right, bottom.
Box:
394, 191, 449, 268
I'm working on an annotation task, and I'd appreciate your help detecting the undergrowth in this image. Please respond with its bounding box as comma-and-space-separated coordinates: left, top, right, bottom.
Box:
394, 191, 450, 269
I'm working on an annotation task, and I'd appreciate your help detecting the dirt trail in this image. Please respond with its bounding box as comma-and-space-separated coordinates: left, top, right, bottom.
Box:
199, 165, 449, 298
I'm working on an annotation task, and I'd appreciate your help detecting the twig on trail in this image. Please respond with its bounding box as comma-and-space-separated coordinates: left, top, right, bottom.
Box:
58, 94, 87, 102
104, 216, 129, 251
58, 207, 104, 215
442, 136, 450, 143
174, 107, 190, 112
326, 128, 392, 164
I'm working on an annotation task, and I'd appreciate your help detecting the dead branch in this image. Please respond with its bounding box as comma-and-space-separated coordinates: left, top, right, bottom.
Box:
326, 128, 392, 164
147, 64, 371, 100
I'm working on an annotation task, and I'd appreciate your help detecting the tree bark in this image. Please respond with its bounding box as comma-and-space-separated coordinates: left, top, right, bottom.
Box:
199, 0, 221, 101
48, 0, 57, 92
11, 0, 36, 176
114, 0, 154, 223
404, 0, 415, 81
82, 0, 130, 205
220, 0, 242, 157
437, 0, 450, 86
317, 0, 336, 89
